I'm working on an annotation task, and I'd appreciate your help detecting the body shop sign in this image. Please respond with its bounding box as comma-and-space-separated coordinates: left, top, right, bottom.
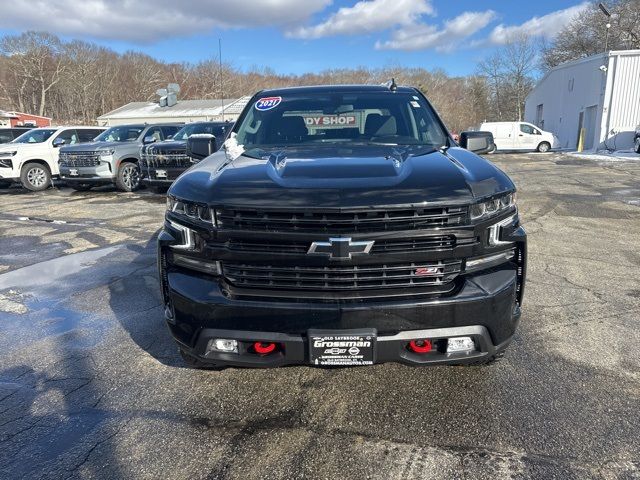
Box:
303, 114, 359, 129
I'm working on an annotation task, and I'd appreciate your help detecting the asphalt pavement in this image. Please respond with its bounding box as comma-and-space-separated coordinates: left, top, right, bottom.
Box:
0, 152, 639, 479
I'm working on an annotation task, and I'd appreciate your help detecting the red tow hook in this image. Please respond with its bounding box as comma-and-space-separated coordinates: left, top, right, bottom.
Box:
408, 339, 433, 353
253, 342, 277, 355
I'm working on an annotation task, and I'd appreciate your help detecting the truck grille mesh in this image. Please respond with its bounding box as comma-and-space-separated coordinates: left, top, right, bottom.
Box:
216, 206, 468, 233
143, 151, 192, 168
59, 152, 100, 167
222, 261, 462, 291
209, 235, 476, 255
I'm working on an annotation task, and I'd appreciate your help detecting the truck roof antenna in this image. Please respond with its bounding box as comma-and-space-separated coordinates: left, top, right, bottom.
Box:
388, 78, 397, 92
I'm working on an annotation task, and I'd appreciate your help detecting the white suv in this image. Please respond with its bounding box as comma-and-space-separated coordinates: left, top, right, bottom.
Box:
0, 126, 105, 191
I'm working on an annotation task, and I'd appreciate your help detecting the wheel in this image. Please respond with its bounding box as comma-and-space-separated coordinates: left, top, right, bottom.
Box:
70, 184, 92, 191
487, 144, 497, 154
634, 136, 640, 154
20, 162, 51, 191
537, 142, 551, 153
179, 347, 224, 370
116, 162, 141, 192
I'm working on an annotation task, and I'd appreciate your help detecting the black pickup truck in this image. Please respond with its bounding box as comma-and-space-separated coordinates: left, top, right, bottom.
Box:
158, 84, 526, 369
140, 121, 229, 191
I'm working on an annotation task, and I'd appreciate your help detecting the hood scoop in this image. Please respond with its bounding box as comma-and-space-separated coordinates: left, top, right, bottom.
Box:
267, 149, 408, 180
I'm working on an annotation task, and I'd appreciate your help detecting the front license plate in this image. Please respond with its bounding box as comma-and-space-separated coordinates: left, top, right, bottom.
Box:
69, 169, 79, 176
156, 169, 167, 178
309, 329, 376, 366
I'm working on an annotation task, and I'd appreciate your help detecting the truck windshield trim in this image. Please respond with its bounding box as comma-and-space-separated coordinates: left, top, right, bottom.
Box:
233, 92, 448, 149
95, 126, 145, 143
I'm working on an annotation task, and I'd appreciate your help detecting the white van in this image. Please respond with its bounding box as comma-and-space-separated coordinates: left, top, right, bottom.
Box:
0, 126, 104, 191
480, 122, 559, 153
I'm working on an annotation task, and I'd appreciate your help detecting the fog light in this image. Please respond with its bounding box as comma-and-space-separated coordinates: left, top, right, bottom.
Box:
446, 337, 475, 353
207, 338, 238, 354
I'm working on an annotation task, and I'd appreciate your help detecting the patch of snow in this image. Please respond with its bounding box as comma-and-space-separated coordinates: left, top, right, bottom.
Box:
566, 149, 639, 162
223, 132, 245, 161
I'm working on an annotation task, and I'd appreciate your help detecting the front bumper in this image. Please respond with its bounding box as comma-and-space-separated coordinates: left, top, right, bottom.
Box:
141, 166, 187, 186
59, 163, 115, 185
182, 325, 513, 368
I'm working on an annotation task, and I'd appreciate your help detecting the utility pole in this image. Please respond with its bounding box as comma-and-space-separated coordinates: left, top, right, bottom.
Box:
219, 38, 225, 122
598, 2, 612, 52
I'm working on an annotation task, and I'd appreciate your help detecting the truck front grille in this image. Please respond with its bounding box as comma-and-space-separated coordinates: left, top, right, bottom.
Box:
145, 151, 191, 168
216, 206, 468, 233
59, 152, 100, 167
222, 261, 462, 291
210, 235, 475, 255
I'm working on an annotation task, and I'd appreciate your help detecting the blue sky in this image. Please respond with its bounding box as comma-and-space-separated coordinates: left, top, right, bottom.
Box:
0, 0, 590, 76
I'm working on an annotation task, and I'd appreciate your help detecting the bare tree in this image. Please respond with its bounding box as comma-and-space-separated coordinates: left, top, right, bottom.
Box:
542, 0, 640, 69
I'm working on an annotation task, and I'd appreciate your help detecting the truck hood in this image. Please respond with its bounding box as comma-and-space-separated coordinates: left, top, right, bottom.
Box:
60, 141, 138, 152
169, 145, 514, 208
150, 140, 186, 152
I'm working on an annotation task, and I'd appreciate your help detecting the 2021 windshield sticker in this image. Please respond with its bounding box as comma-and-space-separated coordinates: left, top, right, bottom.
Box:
255, 96, 282, 111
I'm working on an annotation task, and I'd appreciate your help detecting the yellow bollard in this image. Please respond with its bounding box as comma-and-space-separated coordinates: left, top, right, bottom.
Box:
577, 128, 585, 152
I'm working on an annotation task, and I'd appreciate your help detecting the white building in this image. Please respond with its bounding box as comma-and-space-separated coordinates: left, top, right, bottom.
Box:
97, 96, 251, 126
524, 50, 640, 151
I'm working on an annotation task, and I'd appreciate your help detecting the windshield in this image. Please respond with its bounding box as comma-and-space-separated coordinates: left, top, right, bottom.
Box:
234, 91, 448, 150
12, 129, 57, 144
95, 126, 145, 143
173, 123, 226, 141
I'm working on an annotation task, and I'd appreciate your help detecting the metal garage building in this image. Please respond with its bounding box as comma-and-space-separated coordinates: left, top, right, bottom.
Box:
524, 49, 640, 151
97, 96, 251, 126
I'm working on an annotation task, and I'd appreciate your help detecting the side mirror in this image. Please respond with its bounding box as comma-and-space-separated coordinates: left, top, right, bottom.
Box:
187, 134, 217, 160
143, 136, 157, 145
459, 131, 495, 154
52, 138, 66, 148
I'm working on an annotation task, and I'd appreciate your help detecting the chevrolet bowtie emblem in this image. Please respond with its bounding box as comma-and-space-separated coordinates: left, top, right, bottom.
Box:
307, 237, 375, 260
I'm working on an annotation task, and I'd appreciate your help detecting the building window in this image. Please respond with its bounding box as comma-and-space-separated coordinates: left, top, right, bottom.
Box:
536, 104, 544, 128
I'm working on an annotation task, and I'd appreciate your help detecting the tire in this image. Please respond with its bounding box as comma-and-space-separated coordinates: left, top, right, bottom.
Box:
115, 161, 141, 192
537, 142, 551, 153
70, 184, 92, 191
634, 136, 640, 154
487, 144, 497, 154
179, 347, 224, 370
20, 162, 51, 191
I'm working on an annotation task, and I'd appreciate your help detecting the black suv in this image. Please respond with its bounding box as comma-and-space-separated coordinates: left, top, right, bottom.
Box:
0, 127, 33, 144
159, 85, 526, 369
140, 121, 229, 191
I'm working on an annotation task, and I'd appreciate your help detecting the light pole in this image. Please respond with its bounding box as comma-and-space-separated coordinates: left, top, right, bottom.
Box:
598, 2, 612, 52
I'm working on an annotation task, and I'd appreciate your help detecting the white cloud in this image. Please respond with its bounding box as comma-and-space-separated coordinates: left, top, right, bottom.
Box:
0, 0, 333, 43
287, 0, 434, 39
376, 10, 496, 52
488, 2, 589, 45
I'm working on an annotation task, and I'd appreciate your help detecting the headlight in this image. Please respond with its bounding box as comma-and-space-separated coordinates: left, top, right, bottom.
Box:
470, 192, 516, 221
0, 151, 17, 157
167, 196, 215, 225
99, 149, 115, 162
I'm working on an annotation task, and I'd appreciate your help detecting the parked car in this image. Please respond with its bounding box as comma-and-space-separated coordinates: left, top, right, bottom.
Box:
0, 126, 105, 191
58, 123, 181, 192
0, 127, 33, 144
159, 84, 526, 369
140, 121, 229, 192
480, 121, 559, 153
634, 124, 640, 154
